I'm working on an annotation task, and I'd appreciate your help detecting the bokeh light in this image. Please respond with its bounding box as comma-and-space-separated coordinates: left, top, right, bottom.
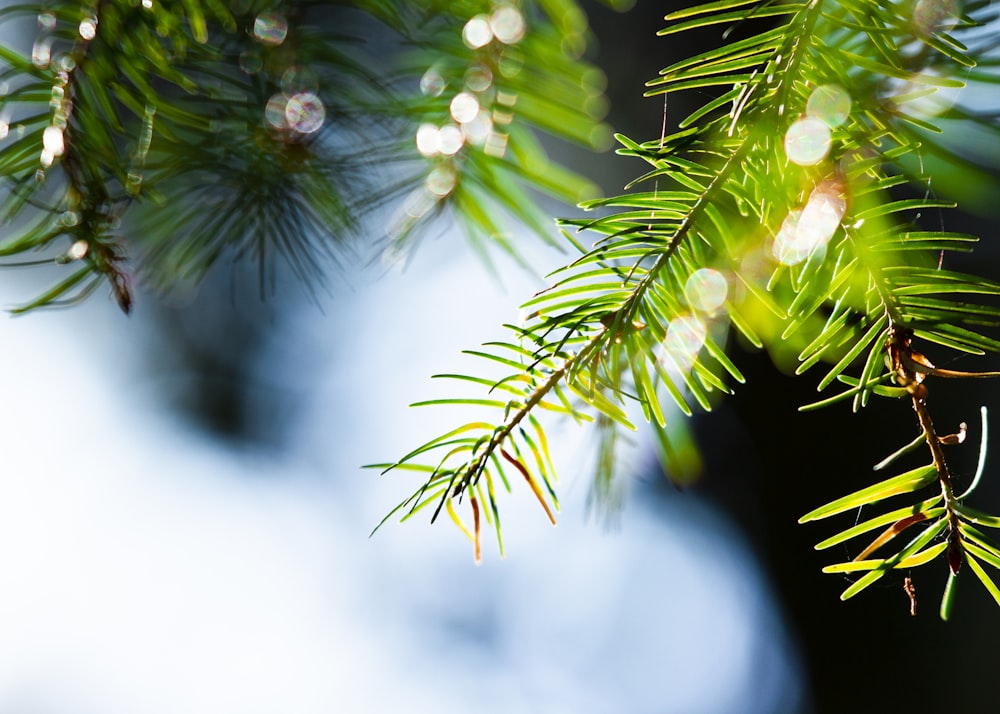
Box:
67, 239, 88, 260
264, 93, 287, 129
285, 92, 325, 134
461, 112, 492, 145
913, 0, 960, 34
415, 124, 441, 157
889, 73, 961, 117
489, 6, 526, 45
78, 16, 97, 40
772, 187, 846, 265
32, 37, 52, 68
465, 65, 493, 92
684, 269, 728, 313
449, 92, 480, 124
806, 84, 851, 128
462, 15, 493, 49
253, 12, 288, 46
42, 125, 64, 156
773, 211, 805, 265
784, 117, 831, 166
438, 124, 464, 155
425, 164, 458, 197
37, 12, 56, 31
420, 69, 446, 97
661, 314, 707, 373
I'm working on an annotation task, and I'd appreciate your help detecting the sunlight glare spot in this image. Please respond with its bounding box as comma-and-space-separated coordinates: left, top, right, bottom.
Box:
32, 38, 52, 68
660, 315, 707, 373
806, 85, 851, 128
438, 124, 464, 155
891, 74, 960, 117
43, 125, 64, 156
0, 120, 9, 140
415, 124, 441, 156
425, 165, 458, 197
773, 188, 846, 265
68, 239, 88, 260
463, 16, 493, 49
78, 16, 97, 40
461, 111, 492, 145
465, 65, 493, 93
490, 6, 526, 45
37, 12, 56, 31
684, 269, 728, 313
784, 117, 830, 166
773, 211, 805, 265
450, 92, 480, 124
253, 12, 288, 46
420, 69, 446, 97
142, 0, 153, 8
284, 92, 325, 134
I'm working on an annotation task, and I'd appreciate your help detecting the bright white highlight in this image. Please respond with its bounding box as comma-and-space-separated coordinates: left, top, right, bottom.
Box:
806, 85, 851, 128
773, 187, 846, 265
79, 16, 97, 40
462, 16, 493, 49
661, 315, 707, 373
684, 269, 728, 313
460, 112, 492, 145
438, 124, 464, 155
68, 239, 88, 260
43, 125, 64, 156
415, 124, 441, 157
489, 6, 526, 45
449, 92, 480, 124
784, 117, 831, 166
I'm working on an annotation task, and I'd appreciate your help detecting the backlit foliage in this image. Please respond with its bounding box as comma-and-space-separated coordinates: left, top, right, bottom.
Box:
377, 0, 1000, 618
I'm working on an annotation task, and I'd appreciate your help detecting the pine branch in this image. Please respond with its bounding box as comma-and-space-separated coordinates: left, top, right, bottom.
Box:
0, 0, 613, 309
380, 0, 1000, 619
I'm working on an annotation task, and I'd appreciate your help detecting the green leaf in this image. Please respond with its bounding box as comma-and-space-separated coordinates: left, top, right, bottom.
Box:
799, 464, 937, 523
814, 498, 942, 549
966, 555, 1000, 607
840, 518, 947, 600
940, 571, 959, 621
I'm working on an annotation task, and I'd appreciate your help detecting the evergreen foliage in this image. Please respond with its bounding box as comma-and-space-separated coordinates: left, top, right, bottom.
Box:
3, 0, 1000, 620
0, 0, 615, 306
374, 0, 1000, 618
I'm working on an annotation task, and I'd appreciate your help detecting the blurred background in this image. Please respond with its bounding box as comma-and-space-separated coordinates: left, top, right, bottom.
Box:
2, 1, 1000, 712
